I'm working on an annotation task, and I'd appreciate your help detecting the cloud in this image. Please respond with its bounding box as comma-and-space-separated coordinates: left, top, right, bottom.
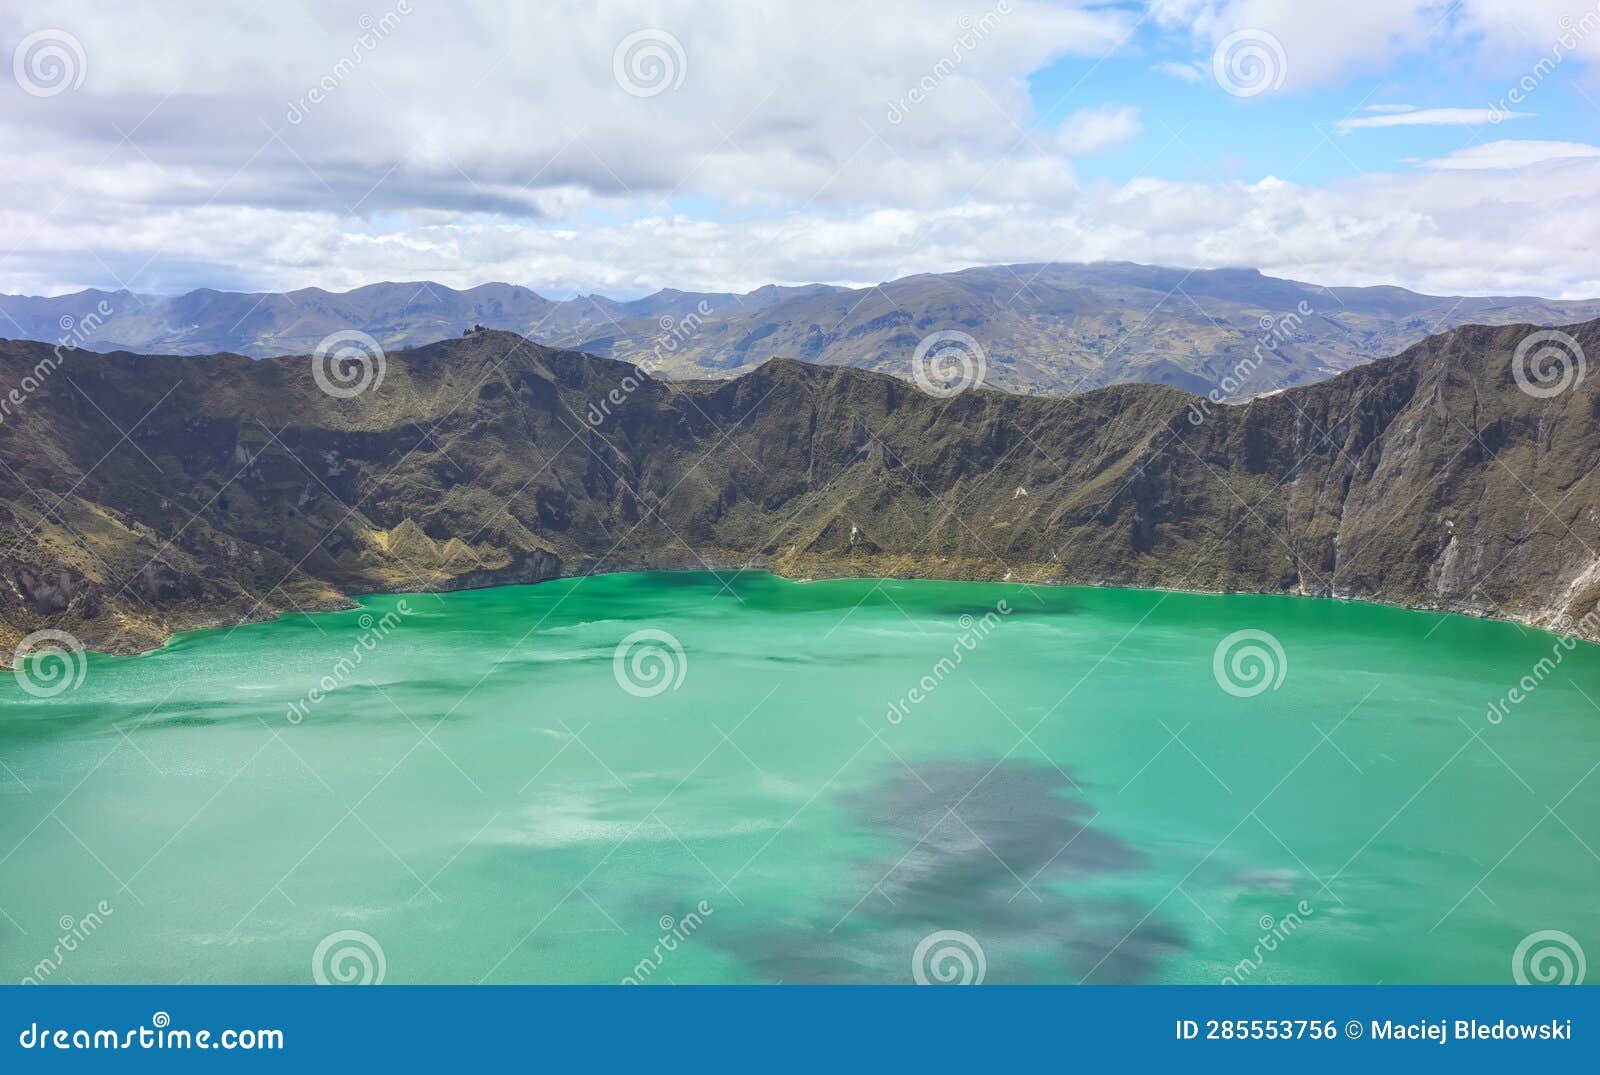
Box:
1147, 0, 1439, 90
1335, 107, 1532, 132
1152, 60, 1206, 82
0, 0, 1135, 222
8, 155, 1600, 302
2, 0, 1600, 304
1363, 104, 1417, 113
1056, 105, 1143, 154
1423, 139, 1600, 169
1457, 0, 1600, 66
1148, 1, 1600, 94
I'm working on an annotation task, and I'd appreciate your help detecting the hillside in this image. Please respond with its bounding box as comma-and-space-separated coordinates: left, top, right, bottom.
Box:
3, 318, 1600, 660
7, 263, 1600, 397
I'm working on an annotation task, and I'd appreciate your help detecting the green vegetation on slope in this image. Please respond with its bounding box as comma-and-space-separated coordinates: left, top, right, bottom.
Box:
3, 319, 1599, 658
7, 263, 1600, 397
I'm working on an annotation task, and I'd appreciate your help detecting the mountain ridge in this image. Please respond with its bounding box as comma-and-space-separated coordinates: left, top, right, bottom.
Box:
8, 261, 1600, 399
4, 317, 1600, 662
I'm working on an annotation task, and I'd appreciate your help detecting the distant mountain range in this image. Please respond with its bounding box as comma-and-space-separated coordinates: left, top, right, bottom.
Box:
4, 318, 1599, 660
7, 262, 1600, 397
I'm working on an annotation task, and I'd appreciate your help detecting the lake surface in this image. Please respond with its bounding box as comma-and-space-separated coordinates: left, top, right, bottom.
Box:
2, 571, 1597, 984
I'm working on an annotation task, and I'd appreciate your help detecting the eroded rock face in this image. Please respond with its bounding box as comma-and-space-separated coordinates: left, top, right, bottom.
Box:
10, 567, 77, 614
3, 319, 1600, 660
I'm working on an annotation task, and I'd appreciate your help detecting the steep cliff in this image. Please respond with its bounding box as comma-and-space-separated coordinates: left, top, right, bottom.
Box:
3, 319, 1598, 660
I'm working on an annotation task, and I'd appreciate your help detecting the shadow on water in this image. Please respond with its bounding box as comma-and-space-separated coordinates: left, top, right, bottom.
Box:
711, 759, 1185, 983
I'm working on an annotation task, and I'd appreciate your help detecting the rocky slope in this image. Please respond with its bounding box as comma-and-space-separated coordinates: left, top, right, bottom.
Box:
3, 319, 1599, 661
8, 263, 1600, 397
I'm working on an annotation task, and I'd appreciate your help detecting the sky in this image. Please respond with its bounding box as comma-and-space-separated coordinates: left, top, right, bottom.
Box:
4, 0, 1600, 300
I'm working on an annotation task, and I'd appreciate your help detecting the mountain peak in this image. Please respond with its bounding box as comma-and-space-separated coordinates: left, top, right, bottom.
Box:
3, 263, 1598, 399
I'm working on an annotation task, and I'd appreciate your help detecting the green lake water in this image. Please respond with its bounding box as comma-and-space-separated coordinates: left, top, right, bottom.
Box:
2, 571, 1597, 984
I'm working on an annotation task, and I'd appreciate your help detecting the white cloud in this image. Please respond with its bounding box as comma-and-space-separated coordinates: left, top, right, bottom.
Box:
1424, 139, 1600, 169
2, 0, 1600, 305
1056, 105, 1143, 154
7, 156, 1600, 301
1335, 107, 1531, 132
1147, 0, 1438, 90
1147, 1, 1600, 93
1151, 60, 1206, 82
0, 0, 1135, 220
1456, 0, 1600, 66
1363, 104, 1418, 113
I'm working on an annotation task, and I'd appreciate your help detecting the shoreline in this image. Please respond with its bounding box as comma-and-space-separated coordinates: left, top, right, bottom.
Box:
30, 561, 1600, 670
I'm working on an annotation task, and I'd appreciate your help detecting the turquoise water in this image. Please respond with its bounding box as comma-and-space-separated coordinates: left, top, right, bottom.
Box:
1, 572, 1597, 984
